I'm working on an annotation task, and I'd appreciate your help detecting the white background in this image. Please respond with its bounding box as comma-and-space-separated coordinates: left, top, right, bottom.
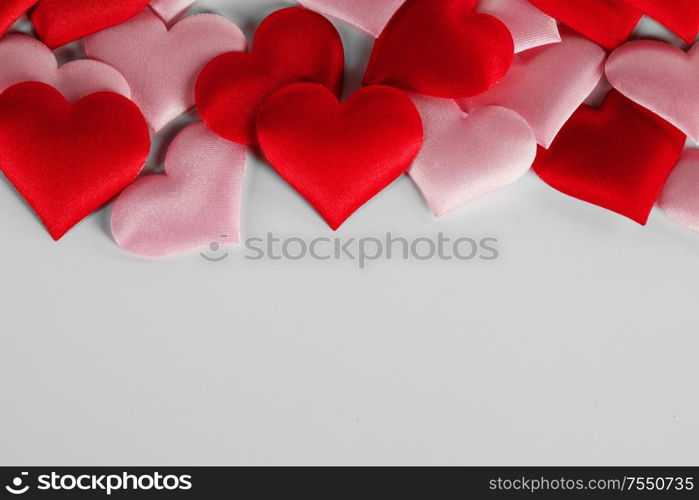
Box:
0, 0, 698, 465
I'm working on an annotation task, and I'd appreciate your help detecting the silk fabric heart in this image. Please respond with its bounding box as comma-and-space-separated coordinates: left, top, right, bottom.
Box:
528, 0, 641, 50
196, 7, 344, 146
363, 0, 514, 98
257, 84, 424, 230
533, 91, 686, 225
409, 96, 536, 217
0, 82, 150, 240
658, 150, 699, 233
622, 0, 699, 44
0, 34, 130, 104
85, 9, 246, 132
149, 0, 196, 22
32, 0, 151, 49
606, 41, 699, 142
464, 30, 606, 148
112, 123, 246, 257
0, 0, 37, 35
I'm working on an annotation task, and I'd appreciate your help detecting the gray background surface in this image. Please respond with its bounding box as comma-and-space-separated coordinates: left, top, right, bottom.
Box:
0, 0, 697, 465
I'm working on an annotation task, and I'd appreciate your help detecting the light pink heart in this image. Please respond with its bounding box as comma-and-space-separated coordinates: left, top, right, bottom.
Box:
112, 122, 247, 258
296, 0, 560, 53
463, 29, 606, 148
607, 41, 699, 143
409, 96, 536, 217
658, 150, 699, 233
0, 33, 130, 103
149, 0, 195, 22
85, 9, 246, 132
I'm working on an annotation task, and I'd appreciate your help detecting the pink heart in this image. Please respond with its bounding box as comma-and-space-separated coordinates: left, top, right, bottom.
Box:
0, 33, 130, 103
297, 0, 560, 53
149, 0, 195, 22
463, 29, 606, 148
112, 122, 247, 258
409, 96, 536, 217
85, 9, 246, 132
658, 150, 699, 233
606, 41, 699, 143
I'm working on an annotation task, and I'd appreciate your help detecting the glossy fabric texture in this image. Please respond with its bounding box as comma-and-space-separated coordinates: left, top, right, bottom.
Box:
363, 0, 514, 98
409, 97, 536, 217
622, 0, 699, 44
0, 0, 38, 35
86, 9, 246, 132
658, 150, 699, 233
257, 84, 424, 230
533, 91, 686, 225
0, 34, 130, 103
112, 123, 247, 257
606, 41, 699, 142
464, 30, 606, 148
0, 82, 150, 240
149, 0, 196, 22
196, 7, 345, 145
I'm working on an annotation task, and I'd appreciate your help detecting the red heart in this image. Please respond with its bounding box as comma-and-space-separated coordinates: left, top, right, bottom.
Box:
528, 0, 642, 50
195, 7, 344, 146
621, 0, 699, 44
363, 0, 514, 98
0, 82, 150, 240
257, 84, 424, 230
31, 0, 150, 49
0, 0, 38, 35
533, 91, 686, 225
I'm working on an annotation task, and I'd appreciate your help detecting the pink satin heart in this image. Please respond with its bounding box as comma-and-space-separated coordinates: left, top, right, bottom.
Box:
149, 0, 195, 22
0, 33, 130, 103
463, 29, 606, 148
297, 0, 560, 53
85, 9, 246, 132
658, 150, 699, 233
112, 122, 247, 258
409, 96, 536, 217
606, 41, 699, 143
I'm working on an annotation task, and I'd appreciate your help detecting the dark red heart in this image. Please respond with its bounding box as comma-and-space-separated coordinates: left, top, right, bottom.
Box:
0, 82, 150, 240
0, 0, 38, 35
533, 91, 686, 225
31, 0, 150, 49
195, 7, 344, 146
528, 0, 642, 50
622, 0, 699, 44
363, 0, 514, 98
257, 84, 424, 230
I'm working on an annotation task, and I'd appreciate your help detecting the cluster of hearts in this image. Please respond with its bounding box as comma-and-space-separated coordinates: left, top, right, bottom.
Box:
1, 0, 699, 257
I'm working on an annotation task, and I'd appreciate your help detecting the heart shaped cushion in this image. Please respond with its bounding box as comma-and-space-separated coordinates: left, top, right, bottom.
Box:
528, 0, 642, 50
606, 41, 699, 142
196, 7, 344, 145
363, 0, 514, 98
149, 0, 195, 22
622, 0, 699, 44
0, 82, 150, 240
533, 90, 686, 225
409, 96, 536, 217
0, 0, 37, 35
86, 9, 245, 132
112, 122, 246, 257
32, 0, 151, 49
658, 150, 699, 233
257, 83, 424, 230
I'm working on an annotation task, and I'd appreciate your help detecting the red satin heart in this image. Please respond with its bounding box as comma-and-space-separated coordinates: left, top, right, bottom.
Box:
0, 0, 38, 35
533, 91, 686, 225
528, 0, 642, 50
363, 0, 514, 98
257, 83, 424, 230
31, 0, 150, 49
0, 82, 150, 240
622, 0, 699, 44
195, 7, 344, 146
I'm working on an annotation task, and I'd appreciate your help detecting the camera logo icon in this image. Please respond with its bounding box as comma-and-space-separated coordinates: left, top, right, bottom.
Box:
5, 472, 29, 495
